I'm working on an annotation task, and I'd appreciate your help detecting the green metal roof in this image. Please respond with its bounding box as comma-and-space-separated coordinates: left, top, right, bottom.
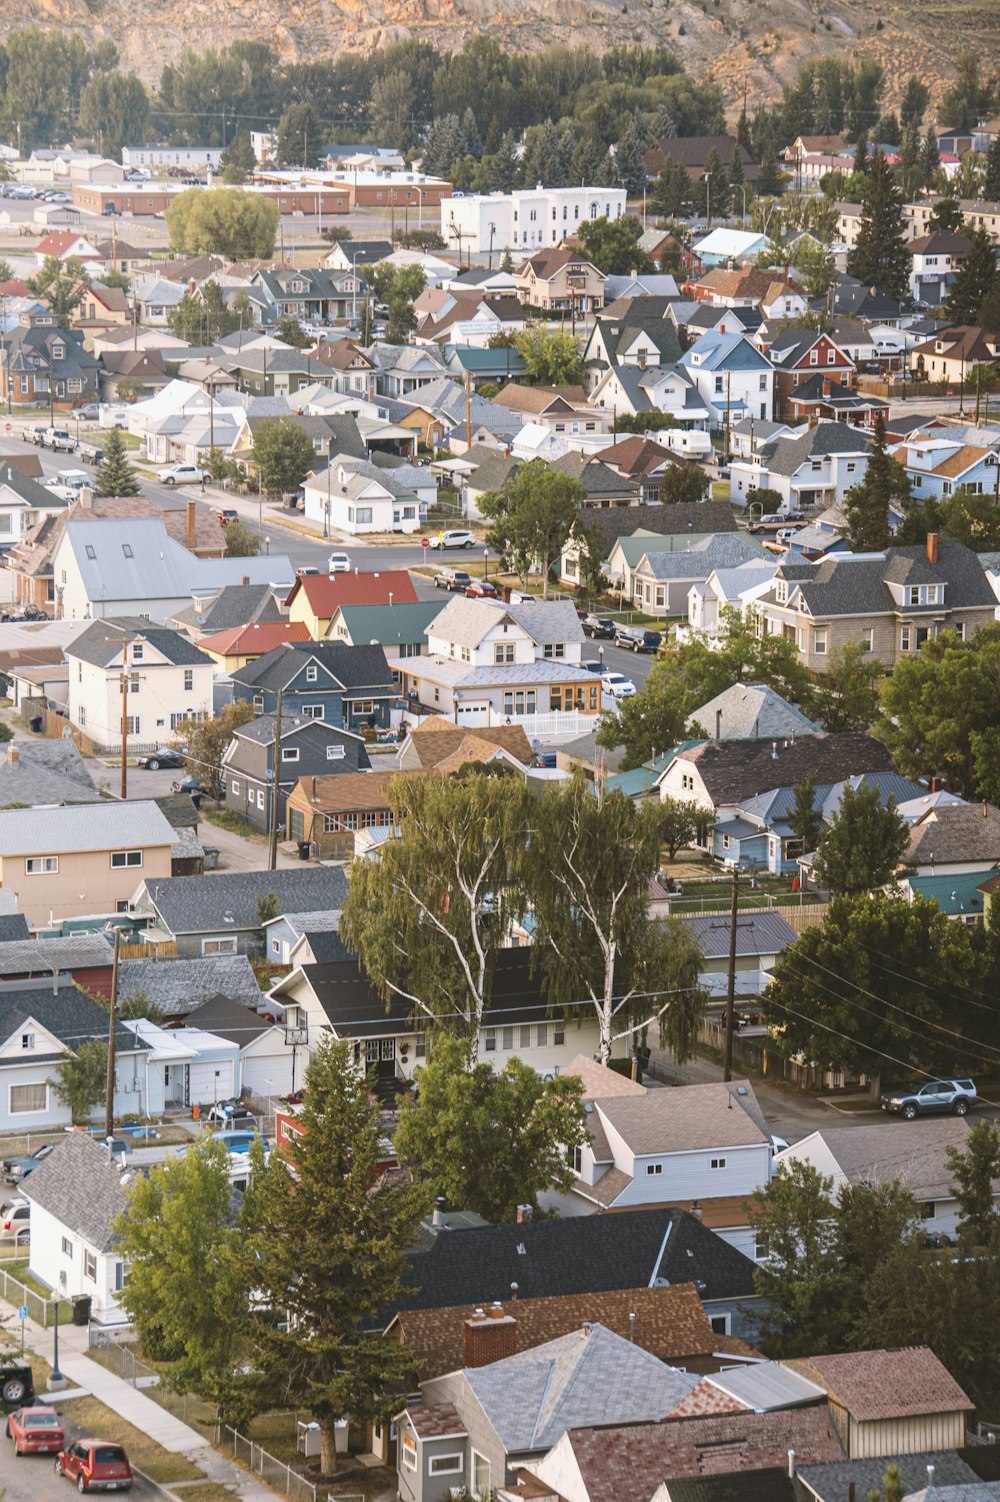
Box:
333, 600, 444, 645
906, 871, 990, 919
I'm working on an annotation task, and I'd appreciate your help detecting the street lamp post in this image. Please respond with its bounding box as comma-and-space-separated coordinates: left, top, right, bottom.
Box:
264, 534, 270, 555
483, 547, 489, 582
51, 1291, 63, 1384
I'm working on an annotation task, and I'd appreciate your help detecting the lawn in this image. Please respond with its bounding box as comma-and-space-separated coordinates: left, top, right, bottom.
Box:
4, 1261, 75, 1323
203, 807, 265, 841
59, 1396, 205, 1484
172, 1487, 239, 1502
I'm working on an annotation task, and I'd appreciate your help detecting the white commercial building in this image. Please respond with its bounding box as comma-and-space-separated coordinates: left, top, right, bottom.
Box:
122, 145, 224, 170
441, 186, 627, 254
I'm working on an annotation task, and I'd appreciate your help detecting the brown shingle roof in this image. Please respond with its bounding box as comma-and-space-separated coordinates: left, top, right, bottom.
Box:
593, 437, 673, 478
293, 770, 401, 815
784, 1348, 972, 1423
403, 1402, 467, 1439
595, 1080, 770, 1155
930, 443, 990, 478
905, 801, 1000, 865
672, 733, 894, 806
404, 717, 533, 770
564, 1054, 647, 1099
493, 383, 588, 414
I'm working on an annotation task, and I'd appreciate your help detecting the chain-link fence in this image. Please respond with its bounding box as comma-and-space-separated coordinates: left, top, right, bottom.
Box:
217, 1424, 321, 1502
87, 1327, 215, 1431
0, 1265, 56, 1326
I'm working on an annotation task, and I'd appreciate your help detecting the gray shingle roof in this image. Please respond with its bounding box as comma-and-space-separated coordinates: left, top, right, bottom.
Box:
23, 1129, 128, 1251
140, 869, 349, 937
118, 954, 262, 1017
688, 683, 820, 741
0, 981, 138, 1059
788, 543, 998, 619
669, 733, 894, 806
679, 911, 798, 961
0, 933, 112, 976
0, 740, 101, 808
173, 584, 286, 633
595, 1079, 770, 1155
180, 992, 270, 1044
757, 422, 872, 477
230, 640, 393, 695
790, 1118, 979, 1203
70, 617, 213, 669
637, 536, 761, 580
0, 914, 31, 943
0, 800, 176, 857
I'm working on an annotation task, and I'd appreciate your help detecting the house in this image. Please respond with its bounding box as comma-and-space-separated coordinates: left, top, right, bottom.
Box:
302, 459, 426, 536
583, 312, 685, 379
590, 438, 675, 501
196, 621, 312, 673
784, 1348, 972, 1459
284, 771, 404, 857
558, 501, 738, 592
23, 1131, 130, 1323
250, 265, 367, 324
67, 618, 214, 751
327, 601, 443, 658
685, 560, 779, 637
903, 800, 1000, 875
32, 230, 101, 267
444, 345, 528, 390
323, 238, 393, 272
678, 331, 775, 430
284, 568, 418, 639
644, 135, 760, 185
368, 345, 451, 400
130, 867, 349, 959
414, 291, 527, 347
688, 683, 820, 741
755, 538, 998, 673
680, 911, 798, 1000
396, 1323, 701, 1502
796, 1449, 995, 1502
629, 535, 763, 615
910, 326, 1000, 383
442, 187, 626, 254
0, 801, 175, 925
590, 362, 713, 433
0, 460, 69, 549
890, 435, 1000, 502
755, 324, 855, 422
222, 715, 371, 836
515, 248, 606, 316
0, 324, 100, 409
730, 421, 874, 512
0, 739, 100, 808
117, 953, 263, 1021
119, 1016, 241, 1113
908, 232, 971, 306
397, 717, 534, 773
693, 229, 770, 268
98, 349, 171, 403
0, 933, 115, 996
551, 452, 640, 506
777, 1119, 996, 1243
657, 733, 894, 818
691, 267, 807, 318
262, 910, 348, 968
308, 340, 379, 398
784, 380, 889, 430
172, 581, 289, 639
229, 640, 396, 732
390, 597, 598, 727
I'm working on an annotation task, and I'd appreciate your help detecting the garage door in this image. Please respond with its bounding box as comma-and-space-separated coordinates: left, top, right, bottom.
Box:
242, 1052, 295, 1100
189, 1060, 234, 1105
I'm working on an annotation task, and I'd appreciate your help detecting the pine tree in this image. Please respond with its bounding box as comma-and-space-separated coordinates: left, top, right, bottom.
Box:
984, 136, 1000, 203
236, 1040, 429, 1475
844, 412, 894, 551
946, 228, 1000, 324
92, 427, 140, 498
898, 121, 920, 195
756, 140, 785, 197
853, 133, 869, 177
488, 130, 519, 193
921, 126, 941, 182
847, 149, 909, 298
615, 111, 651, 196
703, 145, 731, 218
729, 144, 745, 197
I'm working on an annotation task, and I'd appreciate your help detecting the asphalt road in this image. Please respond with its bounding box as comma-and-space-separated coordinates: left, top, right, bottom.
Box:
1, 1414, 160, 1501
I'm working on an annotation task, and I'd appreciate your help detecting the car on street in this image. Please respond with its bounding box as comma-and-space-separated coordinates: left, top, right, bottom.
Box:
327, 551, 351, 573
158, 463, 208, 486
217, 508, 238, 526
428, 529, 475, 549
581, 660, 605, 675
465, 579, 498, 598
602, 671, 636, 699
206, 1100, 256, 1127
0, 1364, 35, 1408
171, 775, 203, 795
507, 588, 537, 604
76, 405, 101, 422
41, 428, 77, 453
614, 625, 662, 653
433, 568, 472, 591
2, 1141, 59, 1184
582, 615, 615, 639
136, 747, 184, 771
749, 513, 786, 534
55, 1437, 133, 1492
0, 1197, 30, 1244
881, 1078, 977, 1120
78, 442, 104, 465
6, 1405, 65, 1455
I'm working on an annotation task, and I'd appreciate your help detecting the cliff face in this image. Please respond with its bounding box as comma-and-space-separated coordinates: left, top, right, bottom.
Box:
0, 0, 983, 113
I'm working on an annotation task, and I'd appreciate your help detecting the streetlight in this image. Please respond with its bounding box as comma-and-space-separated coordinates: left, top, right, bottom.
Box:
598, 645, 605, 673
264, 534, 270, 555
51, 1290, 63, 1384
483, 547, 489, 583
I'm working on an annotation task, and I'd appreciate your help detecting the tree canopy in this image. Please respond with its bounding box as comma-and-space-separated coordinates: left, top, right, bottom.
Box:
577, 214, 654, 276
812, 781, 909, 896
478, 459, 586, 595
251, 418, 318, 496
512, 326, 586, 386
164, 187, 279, 259
173, 700, 255, 800
26, 256, 88, 327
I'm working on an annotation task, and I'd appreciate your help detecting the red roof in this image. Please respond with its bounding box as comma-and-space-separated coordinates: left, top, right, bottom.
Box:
197, 621, 311, 656
35, 232, 99, 260
288, 569, 418, 615
0, 279, 30, 298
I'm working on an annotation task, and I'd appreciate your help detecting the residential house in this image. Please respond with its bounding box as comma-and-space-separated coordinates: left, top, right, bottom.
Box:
680, 911, 799, 999
690, 267, 807, 317
796, 1450, 995, 1502
368, 344, 450, 400
0, 460, 68, 551
131, 276, 187, 326
0, 324, 100, 409
629, 534, 763, 615
397, 1324, 701, 1502
308, 340, 379, 399
412, 377, 523, 455
326, 601, 444, 659
729, 421, 873, 511
603, 273, 680, 302
130, 867, 349, 958
169, 992, 300, 1101
910, 326, 1000, 382
284, 568, 418, 639
196, 621, 312, 673
590, 438, 675, 502
755, 538, 998, 673
262, 910, 348, 968
32, 230, 102, 267
390, 597, 598, 726
0, 739, 101, 808
413, 291, 527, 347
24, 1130, 130, 1323
172, 581, 289, 640
397, 717, 534, 772
250, 266, 366, 324
692, 229, 771, 268
117, 954, 263, 1023
688, 682, 820, 741
686, 560, 779, 636
284, 770, 402, 856
678, 331, 775, 430
903, 801, 1000, 875
443, 346, 528, 390
117, 1015, 242, 1114
98, 349, 170, 403
908, 232, 971, 306
323, 238, 393, 272
785, 381, 889, 430
301, 458, 428, 536
644, 135, 760, 185
590, 363, 713, 435
492, 383, 608, 438
755, 324, 855, 422
583, 311, 684, 380
73, 281, 131, 335
516, 248, 606, 316
558, 501, 738, 592
550, 452, 640, 506
0, 801, 175, 925
898, 869, 993, 922
229, 640, 396, 732
784, 1348, 972, 1459
222, 714, 371, 835
890, 434, 1000, 502
67, 618, 214, 751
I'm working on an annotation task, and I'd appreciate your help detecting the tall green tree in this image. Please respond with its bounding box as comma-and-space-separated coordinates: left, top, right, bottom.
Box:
703, 146, 731, 218
745, 1160, 841, 1355
479, 459, 586, 596
577, 214, 654, 276
26, 256, 88, 327
812, 642, 880, 734
53, 1040, 108, 1122
789, 775, 824, 854
274, 102, 323, 166
219, 133, 257, 185
847, 150, 909, 299
394, 1034, 587, 1222
985, 136, 1000, 203
92, 427, 141, 498
236, 1040, 429, 1474
946, 228, 1000, 324
595, 666, 691, 771
251, 419, 317, 495
172, 700, 255, 801
78, 71, 149, 160
341, 772, 534, 1063
528, 775, 705, 1065
513, 326, 586, 385
168, 280, 242, 344
660, 464, 709, 505
222, 519, 261, 557
164, 187, 278, 259
900, 76, 930, 130
813, 781, 909, 896
844, 413, 902, 551
940, 51, 994, 132
367, 261, 426, 344
946, 1121, 1000, 1250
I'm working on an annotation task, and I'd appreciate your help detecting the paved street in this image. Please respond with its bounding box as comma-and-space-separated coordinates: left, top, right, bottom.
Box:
1, 1421, 162, 1502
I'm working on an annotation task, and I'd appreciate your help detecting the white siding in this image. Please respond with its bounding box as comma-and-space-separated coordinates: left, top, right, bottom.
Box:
608, 1143, 772, 1208
188, 1058, 234, 1105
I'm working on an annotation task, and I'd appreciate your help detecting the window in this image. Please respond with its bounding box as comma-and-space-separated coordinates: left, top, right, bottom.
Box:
429, 1455, 463, 1476
10, 1082, 46, 1114
253, 695, 264, 712
281, 747, 300, 762
646, 1162, 663, 1176
519, 1024, 532, 1049
473, 1453, 491, 1495
203, 937, 237, 955
759, 373, 768, 390
323, 814, 341, 833
110, 850, 142, 869
710, 1314, 731, 1336
921, 1201, 936, 1220
21, 1032, 33, 1050
326, 744, 346, 760
62, 1237, 74, 1258
402, 1435, 417, 1472
809, 349, 819, 365
122, 544, 134, 559
900, 627, 911, 652
537, 1023, 548, 1047
257, 789, 265, 810
78, 706, 86, 727
543, 643, 565, 659
231, 779, 240, 796
26, 856, 58, 875
306, 665, 318, 683
554, 1023, 564, 1045
860, 627, 874, 653
303, 704, 324, 719
494, 642, 515, 664
484, 1028, 496, 1052
84, 1250, 97, 1282
715, 375, 724, 393
502, 1026, 514, 1051
355, 507, 372, 525
710, 1157, 727, 1170
184, 669, 193, 691
812, 630, 827, 656
85, 544, 96, 559
126, 715, 141, 736
573, 1145, 583, 1173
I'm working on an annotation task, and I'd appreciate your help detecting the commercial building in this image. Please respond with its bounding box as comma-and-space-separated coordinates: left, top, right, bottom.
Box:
441, 187, 627, 254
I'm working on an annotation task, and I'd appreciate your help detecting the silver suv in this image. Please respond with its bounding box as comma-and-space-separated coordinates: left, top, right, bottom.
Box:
881, 1078, 976, 1120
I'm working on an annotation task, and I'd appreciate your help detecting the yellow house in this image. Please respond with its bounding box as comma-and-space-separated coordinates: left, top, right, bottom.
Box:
515, 246, 606, 314
195, 621, 312, 673
0, 801, 175, 926
286, 569, 420, 640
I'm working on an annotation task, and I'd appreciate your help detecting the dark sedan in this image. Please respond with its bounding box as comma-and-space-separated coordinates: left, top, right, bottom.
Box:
136, 747, 184, 771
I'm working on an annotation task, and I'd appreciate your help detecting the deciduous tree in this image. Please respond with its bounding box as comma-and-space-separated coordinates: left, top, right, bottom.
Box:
813, 781, 908, 895
578, 214, 655, 276
26, 255, 87, 326
222, 519, 261, 557
173, 700, 255, 801
660, 463, 709, 505
479, 459, 586, 596
164, 187, 278, 259
745, 1160, 840, 1354
251, 418, 317, 496
367, 261, 426, 344
78, 71, 149, 160
812, 641, 880, 734
512, 326, 585, 386
53, 1040, 107, 1122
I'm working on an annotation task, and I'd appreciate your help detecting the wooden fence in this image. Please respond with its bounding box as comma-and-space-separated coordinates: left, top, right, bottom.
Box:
115, 940, 179, 960
698, 1017, 829, 1089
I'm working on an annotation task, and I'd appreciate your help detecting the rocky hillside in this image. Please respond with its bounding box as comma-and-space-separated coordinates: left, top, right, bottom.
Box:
3, 0, 987, 113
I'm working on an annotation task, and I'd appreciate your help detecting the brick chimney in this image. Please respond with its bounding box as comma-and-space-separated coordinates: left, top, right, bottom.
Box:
516, 1204, 533, 1224
7, 744, 19, 766
822, 380, 831, 398
464, 1304, 517, 1368
927, 532, 939, 564
186, 498, 196, 551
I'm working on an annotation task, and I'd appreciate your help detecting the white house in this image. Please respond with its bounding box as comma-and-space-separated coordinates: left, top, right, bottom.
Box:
118, 1018, 240, 1113
0, 462, 68, 548
67, 618, 214, 749
302, 459, 432, 535
25, 1131, 131, 1323
687, 560, 778, 636
441, 186, 627, 254
678, 331, 776, 431
729, 421, 872, 511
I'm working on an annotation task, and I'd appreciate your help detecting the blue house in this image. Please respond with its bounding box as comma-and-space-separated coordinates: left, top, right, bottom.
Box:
679, 330, 776, 430
892, 433, 1000, 503
229, 641, 395, 731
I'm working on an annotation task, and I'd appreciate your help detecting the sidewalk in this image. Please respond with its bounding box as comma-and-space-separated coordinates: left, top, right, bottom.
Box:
1, 1299, 281, 1499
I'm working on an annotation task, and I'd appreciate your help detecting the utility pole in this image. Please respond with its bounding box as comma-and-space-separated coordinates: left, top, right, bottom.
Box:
105, 927, 121, 1139
119, 637, 130, 800
723, 866, 739, 1082
267, 687, 283, 871
724, 369, 732, 464
465, 370, 473, 449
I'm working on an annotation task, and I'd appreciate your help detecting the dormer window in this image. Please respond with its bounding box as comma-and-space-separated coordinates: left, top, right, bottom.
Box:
305, 665, 318, 683
51, 342, 65, 361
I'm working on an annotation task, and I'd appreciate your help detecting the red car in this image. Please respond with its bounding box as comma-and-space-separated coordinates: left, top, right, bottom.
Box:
465, 579, 498, 598
55, 1437, 133, 1491
6, 1404, 64, 1455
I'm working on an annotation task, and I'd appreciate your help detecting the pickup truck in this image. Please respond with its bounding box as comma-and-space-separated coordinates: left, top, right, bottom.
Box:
78, 440, 104, 465
40, 428, 77, 452
24, 424, 48, 446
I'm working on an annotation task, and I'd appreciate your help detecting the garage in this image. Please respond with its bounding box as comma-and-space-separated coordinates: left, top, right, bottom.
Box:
241, 1039, 298, 1101
189, 1058, 235, 1106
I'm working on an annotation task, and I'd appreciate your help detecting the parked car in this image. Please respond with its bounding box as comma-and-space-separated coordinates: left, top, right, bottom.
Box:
55, 1437, 133, 1492
881, 1078, 977, 1120
40, 429, 77, 452
76, 404, 101, 423
581, 660, 605, 675
211, 1129, 260, 1154
6, 1405, 64, 1455
465, 579, 498, 598
582, 614, 615, 639
0, 1197, 30, 1244
78, 441, 104, 465
217, 508, 238, 525
614, 625, 662, 653
602, 671, 637, 699
171, 774, 203, 795
749, 513, 785, 534
434, 568, 472, 591
158, 463, 207, 486
507, 588, 536, 604
428, 529, 475, 549
136, 747, 184, 771
2, 1141, 59, 1184
206, 1100, 256, 1127
24, 424, 49, 446
327, 551, 351, 574
0, 1364, 35, 1409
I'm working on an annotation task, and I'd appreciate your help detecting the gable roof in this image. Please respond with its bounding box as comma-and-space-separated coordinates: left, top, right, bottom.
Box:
679, 912, 798, 962
138, 868, 349, 937
0, 933, 113, 978
0, 799, 175, 857
688, 683, 820, 740
904, 800, 1000, 865
284, 568, 418, 617
180, 991, 271, 1045
0, 738, 101, 807
230, 639, 393, 694
595, 1079, 770, 1156
331, 600, 444, 645
789, 1118, 979, 1203
784, 1348, 972, 1422
429, 596, 584, 650
69, 617, 213, 669
0, 980, 138, 1063
796, 1450, 984, 1502
22, 1129, 129, 1251
665, 733, 894, 806
403, 717, 533, 770
197, 621, 311, 657
636, 536, 762, 580
581, 502, 738, 556
118, 954, 263, 1017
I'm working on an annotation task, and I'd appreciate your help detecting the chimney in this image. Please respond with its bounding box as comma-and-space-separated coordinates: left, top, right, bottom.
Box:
581, 1322, 593, 1338
628, 1311, 636, 1342
715, 709, 722, 739
510, 1281, 519, 1302
822, 380, 831, 398
516, 1204, 533, 1224
690, 1200, 703, 1222
186, 498, 196, 551
787, 1449, 795, 1479
984, 801, 989, 820
432, 1196, 446, 1229
241, 575, 250, 585
6, 744, 18, 767
464, 1305, 517, 1368
927, 1464, 935, 1490
78, 486, 93, 510
927, 532, 939, 564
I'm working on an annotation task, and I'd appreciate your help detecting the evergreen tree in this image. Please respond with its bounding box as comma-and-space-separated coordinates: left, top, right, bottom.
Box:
614, 111, 651, 196
92, 427, 141, 498
236, 1040, 429, 1475
844, 412, 894, 550
946, 228, 1000, 324
729, 143, 745, 195
653, 103, 678, 141
898, 121, 920, 194
985, 136, 1000, 203
928, 196, 964, 232
853, 133, 869, 177
847, 150, 909, 298
813, 782, 909, 896
756, 140, 785, 197
900, 76, 930, 130
920, 126, 941, 182
703, 145, 731, 218
789, 775, 824, 854
488, 130, 519, 193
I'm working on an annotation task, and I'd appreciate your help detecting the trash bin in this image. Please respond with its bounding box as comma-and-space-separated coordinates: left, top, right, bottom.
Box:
192, 1102, 200, 1121
298, 841, 310, 861
71, 1294, 92, 1326
29, 717, 42, 733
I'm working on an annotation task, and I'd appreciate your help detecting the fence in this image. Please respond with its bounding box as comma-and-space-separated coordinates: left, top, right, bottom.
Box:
217, 1425, 322, 1502
698, 1017, 828, 1089
88, 1326, 216, 1430
0, 1264, 56, 1327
